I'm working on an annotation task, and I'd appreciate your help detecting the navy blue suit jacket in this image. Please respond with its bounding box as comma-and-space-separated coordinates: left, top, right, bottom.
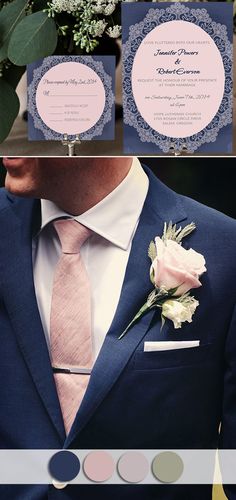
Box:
0, 168, 236, 499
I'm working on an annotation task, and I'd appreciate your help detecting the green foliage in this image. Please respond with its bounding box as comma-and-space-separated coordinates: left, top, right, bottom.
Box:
148, 241, 157, 262
162, 221, 196, 244
0, 0, 27, 62
8, 11, 58, 65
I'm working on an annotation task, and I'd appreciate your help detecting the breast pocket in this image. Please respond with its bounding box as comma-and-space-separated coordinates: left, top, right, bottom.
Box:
133, 343, 214, 371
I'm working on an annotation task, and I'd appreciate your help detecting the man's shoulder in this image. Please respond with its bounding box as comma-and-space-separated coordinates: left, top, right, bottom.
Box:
0, 188, 12, 212
0, 188, 35, 212
146, 170, 236, 238
179, 192, 236, 236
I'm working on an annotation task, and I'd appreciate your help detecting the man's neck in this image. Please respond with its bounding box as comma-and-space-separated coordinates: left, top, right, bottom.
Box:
44, 158, 133, 215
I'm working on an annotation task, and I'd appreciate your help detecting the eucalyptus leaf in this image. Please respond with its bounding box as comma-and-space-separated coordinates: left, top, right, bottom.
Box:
8, 12, 58, 65
0, 78, 19, 143
0, 0, 27, 62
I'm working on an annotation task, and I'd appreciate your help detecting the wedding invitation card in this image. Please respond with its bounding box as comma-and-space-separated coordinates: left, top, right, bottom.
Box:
122, 2, 233, 154
27, 56, 115, 141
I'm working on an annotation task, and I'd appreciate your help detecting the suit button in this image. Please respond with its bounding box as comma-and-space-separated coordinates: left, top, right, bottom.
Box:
52, 480, 68, 489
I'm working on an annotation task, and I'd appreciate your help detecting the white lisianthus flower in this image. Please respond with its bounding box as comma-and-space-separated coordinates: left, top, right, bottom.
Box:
162, 298, 199, 329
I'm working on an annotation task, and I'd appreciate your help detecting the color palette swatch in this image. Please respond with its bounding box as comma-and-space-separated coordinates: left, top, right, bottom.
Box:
83, 451, 115, 483
48, 449, 185, 488
117, 451, 149, 484
0, 449, 224, 485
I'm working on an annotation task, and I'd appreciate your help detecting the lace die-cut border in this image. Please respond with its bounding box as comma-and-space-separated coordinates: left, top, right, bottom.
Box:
123, 3, 233, 153
28, 55, 115, 141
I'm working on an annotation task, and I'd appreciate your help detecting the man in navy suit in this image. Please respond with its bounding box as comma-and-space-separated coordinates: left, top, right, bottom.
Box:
0, 156, 236, 499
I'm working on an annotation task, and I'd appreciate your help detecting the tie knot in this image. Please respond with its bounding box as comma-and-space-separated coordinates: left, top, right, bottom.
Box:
53, 219, 91, 254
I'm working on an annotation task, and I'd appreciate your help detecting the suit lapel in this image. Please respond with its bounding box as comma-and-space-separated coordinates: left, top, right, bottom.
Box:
0, 170, 188, 448
0, 195, 66, 443
65, 169, 188, 447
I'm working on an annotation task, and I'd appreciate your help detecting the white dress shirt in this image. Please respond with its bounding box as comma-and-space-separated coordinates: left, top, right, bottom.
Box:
33, 158, 149, 360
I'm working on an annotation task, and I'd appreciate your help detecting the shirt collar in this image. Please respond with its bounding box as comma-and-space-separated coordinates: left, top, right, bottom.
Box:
40, 158, 149, 250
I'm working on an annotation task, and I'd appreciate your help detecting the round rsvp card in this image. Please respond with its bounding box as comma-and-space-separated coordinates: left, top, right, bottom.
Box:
35, 61, 106, 135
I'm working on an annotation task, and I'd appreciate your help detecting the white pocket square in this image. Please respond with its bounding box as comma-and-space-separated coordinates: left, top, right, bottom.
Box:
144, 340, 200, 352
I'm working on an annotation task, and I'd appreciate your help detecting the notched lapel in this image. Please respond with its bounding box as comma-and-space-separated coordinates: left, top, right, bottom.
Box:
66, 171, 188, 447
0, 172, 189, 448
0, 197, 65, 443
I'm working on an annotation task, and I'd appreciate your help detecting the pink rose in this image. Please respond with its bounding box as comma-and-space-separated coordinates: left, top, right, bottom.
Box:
151, 237, 206, 296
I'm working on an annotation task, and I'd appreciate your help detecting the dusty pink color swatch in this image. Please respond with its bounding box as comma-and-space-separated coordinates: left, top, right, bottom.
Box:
117, 452, 149, 483
83, 451, 115, 482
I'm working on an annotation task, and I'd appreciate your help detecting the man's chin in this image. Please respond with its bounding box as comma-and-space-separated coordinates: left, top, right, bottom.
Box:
5, 173, 37, 198
3, 158, 39, 197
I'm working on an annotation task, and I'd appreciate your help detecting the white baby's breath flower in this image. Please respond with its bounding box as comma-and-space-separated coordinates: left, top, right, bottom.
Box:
107, 25, 122, 38
51, 0, 79, 12
48, 0, 208, 55
89, 19, 107, 37
103, 4, 116, 15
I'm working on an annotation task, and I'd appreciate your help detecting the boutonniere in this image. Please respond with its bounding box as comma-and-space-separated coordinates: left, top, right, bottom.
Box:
119, 222, 206, 339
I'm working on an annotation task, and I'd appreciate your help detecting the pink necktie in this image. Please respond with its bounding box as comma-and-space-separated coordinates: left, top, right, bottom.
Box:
50, 219, 93, 435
